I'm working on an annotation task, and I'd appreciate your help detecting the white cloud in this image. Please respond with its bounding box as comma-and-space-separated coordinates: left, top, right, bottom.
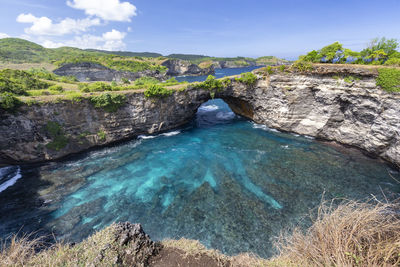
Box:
17, 13, 100, 36
67, 0, 137, 22
0, 33, 10, 39
41, 29, 127, 51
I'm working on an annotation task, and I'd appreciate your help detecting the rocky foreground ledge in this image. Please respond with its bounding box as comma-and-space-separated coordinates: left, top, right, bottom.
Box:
1, 64, 400, 166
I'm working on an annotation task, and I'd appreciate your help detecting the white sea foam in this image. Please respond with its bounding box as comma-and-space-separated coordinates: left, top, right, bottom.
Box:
0, 167, 22, 193
138, 135, 156, 140
304, 135, 315, 140
251, 123, 280, 132
161, 130, 181, 137
216, 111, 235, 120
198, 105, 219, 112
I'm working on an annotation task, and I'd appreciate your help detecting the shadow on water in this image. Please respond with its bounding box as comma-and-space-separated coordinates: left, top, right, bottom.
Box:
0, 99, 399, 258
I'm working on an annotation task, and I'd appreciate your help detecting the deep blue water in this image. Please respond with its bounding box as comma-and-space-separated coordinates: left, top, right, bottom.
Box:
0, 99, 399, 257
175, 66, 263, 83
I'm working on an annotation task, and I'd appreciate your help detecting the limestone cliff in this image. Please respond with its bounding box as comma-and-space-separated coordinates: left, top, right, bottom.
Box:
161, 59, 215, 76
53, 62, 166, 82
1, 65, 399, 166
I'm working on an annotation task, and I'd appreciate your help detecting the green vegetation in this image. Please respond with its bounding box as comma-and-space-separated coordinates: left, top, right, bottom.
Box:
45, 121, 68, 151
343, 76, 360, 83
0, 92, 22, 111
97, 130, 106, 141
144, 84, 174, 98
0, 38, 168, 74
235, 72, 258, 86
298, 37, 400, 66
27, 68, 77, 83
292, 60, 313, 72
376, 68, 400, 92
0, 69, 51, 95
89, 93, 127, 112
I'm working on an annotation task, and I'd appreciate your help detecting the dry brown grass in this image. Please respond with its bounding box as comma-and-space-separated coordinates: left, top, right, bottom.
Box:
1, 201, 399, 266
274, 200, 400, 267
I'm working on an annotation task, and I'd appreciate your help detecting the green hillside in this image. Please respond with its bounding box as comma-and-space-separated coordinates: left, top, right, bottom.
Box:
85, 49, 163, 58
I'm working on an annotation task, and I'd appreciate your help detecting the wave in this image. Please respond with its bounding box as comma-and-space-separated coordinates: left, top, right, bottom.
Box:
139, 130, 182, 140
251, 123, 280, 133
0, 167, 22, 193
161, 131, 181, 137
198, 105, 219, 112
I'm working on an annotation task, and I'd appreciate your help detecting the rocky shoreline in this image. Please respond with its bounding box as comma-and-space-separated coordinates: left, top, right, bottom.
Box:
1, 65, 399, 166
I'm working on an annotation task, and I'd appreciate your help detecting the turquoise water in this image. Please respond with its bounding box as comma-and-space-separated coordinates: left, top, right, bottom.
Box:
0, 99, 399, 257
175, 66, 262, 82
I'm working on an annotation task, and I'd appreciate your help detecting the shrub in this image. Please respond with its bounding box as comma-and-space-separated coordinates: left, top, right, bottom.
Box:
45, 121, 68, 151
121, 78, 130, 84
134, 76, 159, 87
384, 58, 400, 67
163, 77, 179, 86
88, 82, 112, 92
279, 65, 287, 72
0, 69, 51, 95
78, 83, 90, 92
266, 66, 274, 75
48, 84, 64, 93
89, 93, 127, 112
97, 130, 106, 141
144, 84, 174, 98
235, 72, 258, 86
0, 92, 22, 111
292, 60, 313, 72
376, 68, 400, 92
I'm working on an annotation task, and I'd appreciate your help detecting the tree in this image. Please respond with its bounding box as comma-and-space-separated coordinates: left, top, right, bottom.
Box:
319, 42, 344, 63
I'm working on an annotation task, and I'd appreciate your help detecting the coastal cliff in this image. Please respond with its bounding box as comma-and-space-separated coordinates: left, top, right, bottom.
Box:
53, 62, 166, 82
1, 65, 399, 165
161, 59, 215, 76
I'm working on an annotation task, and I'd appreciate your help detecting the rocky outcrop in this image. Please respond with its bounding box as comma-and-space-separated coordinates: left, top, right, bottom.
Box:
218, 68, 400, 166
53, 62, 166, 82
0, 88, 209, 164
1, 65, 399, 166
161, 59, 214, 76
213, 60, 258, 69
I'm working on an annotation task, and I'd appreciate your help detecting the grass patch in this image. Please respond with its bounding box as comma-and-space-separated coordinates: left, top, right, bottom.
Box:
376, 68, 400, 92
97, 130, 106, 141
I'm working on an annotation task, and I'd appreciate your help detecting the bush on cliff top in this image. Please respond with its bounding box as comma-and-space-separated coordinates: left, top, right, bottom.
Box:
376, 68, 400, 92
0, 69, 51, 95
235, 72, 257, 86
89, 93, 127, 112
0, 92, 22, 111
144, 84, 174, 98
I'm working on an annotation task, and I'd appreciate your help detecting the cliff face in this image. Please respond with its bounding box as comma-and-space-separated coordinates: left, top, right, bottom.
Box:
161, 59, 215, 76
1, 65, 399, 166
0, 89, 209, 164
53, 62, 166, 82
219, 67, 400, 166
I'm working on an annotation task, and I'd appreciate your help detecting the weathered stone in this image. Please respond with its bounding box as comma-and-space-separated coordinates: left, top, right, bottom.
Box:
53, 62, 166, 82
161, 59, 214, 76
1, 65, 400, 166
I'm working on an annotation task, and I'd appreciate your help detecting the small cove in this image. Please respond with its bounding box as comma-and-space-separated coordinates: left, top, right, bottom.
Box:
0, 98, 399, 258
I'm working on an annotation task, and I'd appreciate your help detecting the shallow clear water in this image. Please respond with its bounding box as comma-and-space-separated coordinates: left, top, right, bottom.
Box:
175, 66, 262, 83
0, 99, 399, 257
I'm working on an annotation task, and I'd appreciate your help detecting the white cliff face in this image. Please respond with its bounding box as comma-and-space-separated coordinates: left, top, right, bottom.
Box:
1, 66, 399, 165
220, 71, 400, 166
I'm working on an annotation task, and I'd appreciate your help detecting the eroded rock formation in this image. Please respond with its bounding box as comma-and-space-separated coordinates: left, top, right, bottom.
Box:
1, 65, 399, 166
53, 62, 166, 82
161, 59, 215, 76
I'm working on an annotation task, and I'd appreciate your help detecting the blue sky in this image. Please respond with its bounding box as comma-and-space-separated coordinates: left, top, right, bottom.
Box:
0, 0, 399, 59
